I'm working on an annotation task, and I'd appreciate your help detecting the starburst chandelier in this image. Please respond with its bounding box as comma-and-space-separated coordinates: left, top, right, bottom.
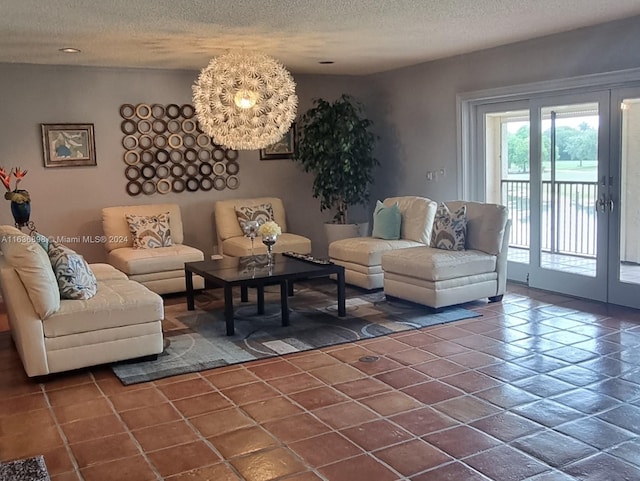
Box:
192, 51, 298, 150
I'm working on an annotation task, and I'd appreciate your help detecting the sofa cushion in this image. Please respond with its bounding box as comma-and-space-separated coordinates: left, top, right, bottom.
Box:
43, 278, 163, 337
0, 225, 60, 319
107, 244, 204, 276
235, 203, 275, 230
125, 212, 173, 249
221, 232, 311, 257
89, 263, 129, 281
215, 197, 288, 242
330, 237, 423, 266
384, 196, 437, 244
446, 201, 508, 255
372, 201, 401, 240
382, 246, 497, 282
102, 204, 184, 252
47, 241, 97, 300
432, 203, 467, 251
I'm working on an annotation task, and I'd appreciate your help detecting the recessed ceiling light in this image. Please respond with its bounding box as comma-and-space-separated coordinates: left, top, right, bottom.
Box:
59, 47, 81, 53
318, 61, 334, 65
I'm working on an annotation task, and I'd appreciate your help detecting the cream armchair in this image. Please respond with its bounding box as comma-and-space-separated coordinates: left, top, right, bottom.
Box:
214, 197, 311, 257
102, 203, 204, 294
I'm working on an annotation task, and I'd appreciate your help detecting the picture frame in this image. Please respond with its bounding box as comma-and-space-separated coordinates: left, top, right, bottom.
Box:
41, 123, 97, 168
260, 123, 296, 160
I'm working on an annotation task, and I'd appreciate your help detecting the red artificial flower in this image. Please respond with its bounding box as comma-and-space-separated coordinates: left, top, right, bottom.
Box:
13, 167, 28, 186
0, 166, 28, 192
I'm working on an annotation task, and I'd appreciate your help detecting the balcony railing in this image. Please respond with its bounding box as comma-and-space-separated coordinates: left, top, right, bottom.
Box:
501, 179, 598, 258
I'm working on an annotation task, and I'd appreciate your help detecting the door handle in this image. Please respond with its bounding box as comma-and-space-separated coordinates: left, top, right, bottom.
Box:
596, 195, 614, 213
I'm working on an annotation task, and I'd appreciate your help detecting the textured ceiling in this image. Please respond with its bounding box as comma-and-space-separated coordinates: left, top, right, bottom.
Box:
2, 0, 640, 75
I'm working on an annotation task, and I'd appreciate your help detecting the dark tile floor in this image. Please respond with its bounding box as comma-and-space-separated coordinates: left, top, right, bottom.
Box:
1, 283, 640, 480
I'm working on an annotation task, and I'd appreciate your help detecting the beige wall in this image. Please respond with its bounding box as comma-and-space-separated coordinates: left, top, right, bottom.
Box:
0, 64, 366, 260
2, 14, 640, 263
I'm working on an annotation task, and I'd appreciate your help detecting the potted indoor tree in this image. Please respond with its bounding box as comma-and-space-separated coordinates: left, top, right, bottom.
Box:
294, 94, 379, 243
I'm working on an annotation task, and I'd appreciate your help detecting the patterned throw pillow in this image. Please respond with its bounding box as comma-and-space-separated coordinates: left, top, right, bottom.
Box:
125, 212, 173, 248
431, 203, 467, 251
47, 241, 98, 300
235, 203, 274, 229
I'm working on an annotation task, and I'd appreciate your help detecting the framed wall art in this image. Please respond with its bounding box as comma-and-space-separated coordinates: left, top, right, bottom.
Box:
260, 123, 296, 160
41, 123, 97, 167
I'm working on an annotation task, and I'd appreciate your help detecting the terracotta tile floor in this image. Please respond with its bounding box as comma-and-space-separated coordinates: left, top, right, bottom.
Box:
1, 283, 640, 480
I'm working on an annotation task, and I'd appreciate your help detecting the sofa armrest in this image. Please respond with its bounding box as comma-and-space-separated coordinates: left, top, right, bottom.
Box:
0, 265, 49, 377
445, 201, 509, 255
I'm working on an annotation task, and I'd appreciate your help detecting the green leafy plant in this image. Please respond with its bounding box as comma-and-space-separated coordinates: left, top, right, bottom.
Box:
294, 94, 379, 224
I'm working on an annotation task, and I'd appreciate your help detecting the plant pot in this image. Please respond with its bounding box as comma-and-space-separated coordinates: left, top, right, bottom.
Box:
324, 222, 369, 245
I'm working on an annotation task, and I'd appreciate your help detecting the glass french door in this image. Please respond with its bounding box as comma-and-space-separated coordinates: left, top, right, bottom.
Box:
527, 92, 610, 301
609, 87, 640, 308
469, 78, 640, 308
478, 91, 624, 303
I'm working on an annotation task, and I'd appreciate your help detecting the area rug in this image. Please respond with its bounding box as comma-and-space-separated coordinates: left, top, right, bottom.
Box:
112, 279, 481, 385
0, 455, 50, 481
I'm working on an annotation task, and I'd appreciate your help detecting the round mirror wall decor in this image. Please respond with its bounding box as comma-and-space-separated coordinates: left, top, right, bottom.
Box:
119, 103, 239, 196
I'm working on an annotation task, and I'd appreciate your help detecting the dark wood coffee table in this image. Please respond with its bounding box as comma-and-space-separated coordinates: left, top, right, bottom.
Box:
185, 254, 346, 335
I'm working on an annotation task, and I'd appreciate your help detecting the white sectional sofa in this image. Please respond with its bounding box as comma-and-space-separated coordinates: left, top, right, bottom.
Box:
102, 203, 205, 295
329, 197, 510, 309
0, 226, 164, 377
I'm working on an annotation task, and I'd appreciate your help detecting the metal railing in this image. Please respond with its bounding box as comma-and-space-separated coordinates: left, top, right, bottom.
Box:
501, 180, 598, 258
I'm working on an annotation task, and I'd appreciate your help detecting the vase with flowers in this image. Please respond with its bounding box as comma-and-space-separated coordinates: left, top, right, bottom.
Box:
0, 167, 30, 227
258, 220, 282, 264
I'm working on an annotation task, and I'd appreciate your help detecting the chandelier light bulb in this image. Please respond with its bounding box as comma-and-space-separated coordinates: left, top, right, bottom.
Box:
234, 89, 258, 109
193, 51, 298, 150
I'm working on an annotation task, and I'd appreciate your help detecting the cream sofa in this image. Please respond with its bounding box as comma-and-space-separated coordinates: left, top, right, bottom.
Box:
102, 203, 204, 294
382, 201, 510, 309
329, 196, 438, 289
214, 197, 311, 257
0, 226, 164, 377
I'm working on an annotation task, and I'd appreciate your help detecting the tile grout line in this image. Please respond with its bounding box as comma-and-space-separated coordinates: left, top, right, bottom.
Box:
39, 379, 84, 480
